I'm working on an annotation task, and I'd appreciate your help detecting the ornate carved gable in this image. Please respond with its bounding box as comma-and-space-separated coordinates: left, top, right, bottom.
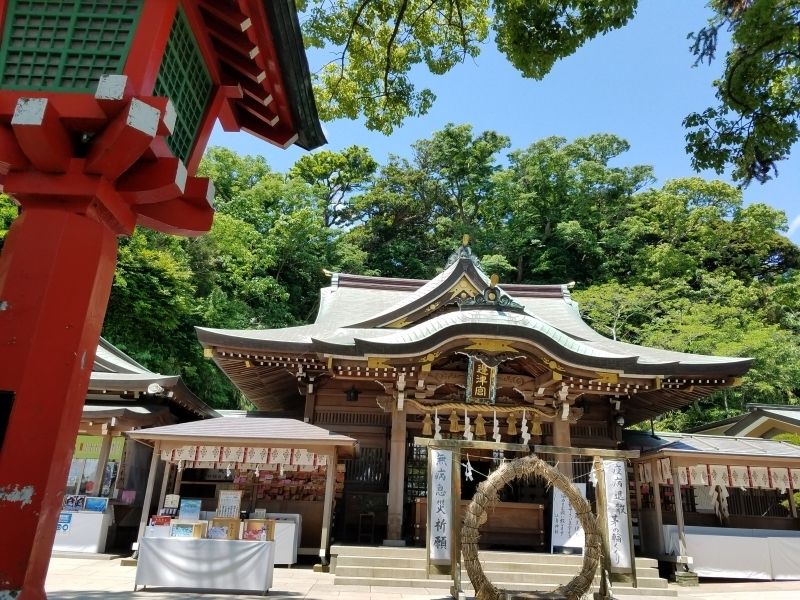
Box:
349, 239, 525, 330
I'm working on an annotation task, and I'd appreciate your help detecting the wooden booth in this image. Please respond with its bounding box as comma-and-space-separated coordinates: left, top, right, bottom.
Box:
126, 416, 356, 567
55, 337, 217, 554
628, 430, 800, 581
195, 238, 753, 566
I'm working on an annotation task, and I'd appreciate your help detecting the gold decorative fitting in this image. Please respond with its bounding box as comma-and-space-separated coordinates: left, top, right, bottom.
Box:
367, 357, 393, 369
591, 372, 619, 384
464, 339, 518, 353
490, 273, 499, 287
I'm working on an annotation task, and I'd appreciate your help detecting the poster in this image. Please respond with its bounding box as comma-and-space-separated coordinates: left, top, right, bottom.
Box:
428, 448, 453, 565
603, 459, 632, 571
551, 483, 586, 553
56, 512, 72, 533
63, 495, 86, 512
84, 497, 109, 513
178, 498, 202, 521
215, 490, 243, 518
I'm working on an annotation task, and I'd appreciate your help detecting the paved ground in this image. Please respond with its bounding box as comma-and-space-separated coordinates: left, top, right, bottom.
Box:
44, 555, 800, 600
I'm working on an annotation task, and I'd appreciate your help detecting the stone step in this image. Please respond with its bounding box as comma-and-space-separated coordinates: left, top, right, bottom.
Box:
335, 560, 659, 578
334, 576, 677, 596
335, 566, 666, 589
331, 545, 657, 569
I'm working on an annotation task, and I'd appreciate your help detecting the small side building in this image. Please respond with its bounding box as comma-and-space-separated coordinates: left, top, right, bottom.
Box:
58, 338, 217, 554
628, 430, 800, 580
688, 404, 800, 439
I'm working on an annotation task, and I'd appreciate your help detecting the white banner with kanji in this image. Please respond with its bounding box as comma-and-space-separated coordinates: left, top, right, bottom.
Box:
603, 459, 632, 571
428, 449, 453, 565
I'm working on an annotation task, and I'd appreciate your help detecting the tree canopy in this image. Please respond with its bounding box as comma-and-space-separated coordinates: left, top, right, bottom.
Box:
1, 125, 798, 425
301, 0, 799, 185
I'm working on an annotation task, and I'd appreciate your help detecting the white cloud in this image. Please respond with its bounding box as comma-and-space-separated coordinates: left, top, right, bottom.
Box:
788, 215, 800, 239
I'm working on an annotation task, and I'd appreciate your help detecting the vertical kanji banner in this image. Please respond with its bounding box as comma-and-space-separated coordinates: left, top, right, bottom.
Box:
428, 448, 453, 564
603, 459, 633, 571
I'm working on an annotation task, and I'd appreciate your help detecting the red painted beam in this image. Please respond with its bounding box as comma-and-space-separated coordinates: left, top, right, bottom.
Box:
0, 92, 109, 131
11, 98, 74, 173
135, 176, 214, 236
123, 0, 179, 94
84, 99, 161, 180
117, 156, 187, 205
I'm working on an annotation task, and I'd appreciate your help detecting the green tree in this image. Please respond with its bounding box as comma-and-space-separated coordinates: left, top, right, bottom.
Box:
493, 134, 653, 283
289, 145, 378, 228
302, 1, 798, 184
685, 0, 800, 184
354, 123, 510, 277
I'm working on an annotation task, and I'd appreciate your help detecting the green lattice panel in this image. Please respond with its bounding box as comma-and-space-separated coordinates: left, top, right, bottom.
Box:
0, 0, 142, 92
153, 8, 212, 163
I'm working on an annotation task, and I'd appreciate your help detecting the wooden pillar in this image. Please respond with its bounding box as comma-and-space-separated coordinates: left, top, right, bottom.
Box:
134, 441, 162, 550
89, 432, 114, 497
592, 456, 612, 600
788, 483, 798, 520
319, 449, 337, 563
303, 379, 316, 423
173, 465, 183, 494
157, 460, 173, 510
652, 461, 665, 555
552, 418, 573, 478
386, 406, 407, 543
633, 460, 644, 554
671, 467, 688, 559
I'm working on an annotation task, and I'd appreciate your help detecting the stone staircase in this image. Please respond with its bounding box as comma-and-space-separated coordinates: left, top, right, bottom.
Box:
331, 545, 676, 597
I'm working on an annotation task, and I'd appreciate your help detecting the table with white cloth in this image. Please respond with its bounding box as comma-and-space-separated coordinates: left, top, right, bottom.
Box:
135, 537, 275, 593
663, 525, 800, 580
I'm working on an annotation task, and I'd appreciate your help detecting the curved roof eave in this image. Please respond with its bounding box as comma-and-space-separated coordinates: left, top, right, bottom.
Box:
198, 312, 752, 377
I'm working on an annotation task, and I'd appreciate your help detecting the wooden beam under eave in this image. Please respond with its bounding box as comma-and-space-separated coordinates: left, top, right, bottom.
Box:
216, 43, 267, 84
237, 95, 280, 127
206, 18, 260, 59
198, 0, 252, 32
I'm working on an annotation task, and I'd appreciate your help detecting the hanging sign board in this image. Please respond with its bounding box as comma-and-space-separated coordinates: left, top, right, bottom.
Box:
465, 356, 497, 404
603, 459, 633, 571
551, 483, 586, 553
428, 448, 453, 565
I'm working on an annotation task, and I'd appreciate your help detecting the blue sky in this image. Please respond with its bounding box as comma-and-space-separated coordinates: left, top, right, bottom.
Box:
210, 1, 799, 242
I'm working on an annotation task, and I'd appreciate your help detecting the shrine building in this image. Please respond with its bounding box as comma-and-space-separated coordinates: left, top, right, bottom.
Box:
196, 239, 753, 552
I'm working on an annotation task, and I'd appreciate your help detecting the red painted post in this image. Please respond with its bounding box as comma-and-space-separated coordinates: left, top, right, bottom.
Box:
0, 207, 118, 598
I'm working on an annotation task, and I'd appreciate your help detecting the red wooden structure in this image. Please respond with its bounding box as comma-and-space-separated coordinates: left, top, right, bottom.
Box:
0, 1, 324, 597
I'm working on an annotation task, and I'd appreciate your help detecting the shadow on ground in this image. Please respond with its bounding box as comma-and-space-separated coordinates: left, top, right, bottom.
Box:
48, 590, 305, 599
